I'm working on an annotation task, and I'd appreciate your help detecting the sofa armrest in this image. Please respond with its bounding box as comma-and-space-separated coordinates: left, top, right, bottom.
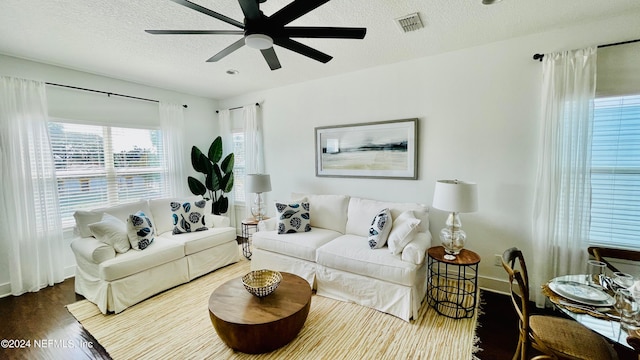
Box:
401, 232, 432, 265
258, 218, 277, 231
70, 237, 116, 264
209, 214, 230, 227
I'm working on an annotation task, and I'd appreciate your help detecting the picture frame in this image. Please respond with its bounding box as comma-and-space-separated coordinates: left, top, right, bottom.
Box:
315, 118, 418, 179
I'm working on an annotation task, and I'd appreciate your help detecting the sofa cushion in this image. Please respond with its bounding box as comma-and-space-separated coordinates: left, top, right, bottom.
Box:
159, 227, 236, 255
88, 213, 131, 253
316, 235, 419, 286
99, 237, 184, 281
253, 228, 341, 262
276, 202, 311, 234
127, 211, 155, 250
102, 200, 153, 224
388, 210, 421, 255
171, 199, 209, 234
346, 197, 429, 237
368, 208, 392, 249
291, 193, 350, 234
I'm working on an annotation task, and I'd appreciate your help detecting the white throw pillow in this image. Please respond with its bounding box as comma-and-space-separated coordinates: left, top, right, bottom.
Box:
127, 211, 155, 250
88, 213, 131, 253
388, 210, 421, 255
74, 210, 104, 238
368, 208, 392, 249
170, 200, 209, 234
276, 202, 311, 234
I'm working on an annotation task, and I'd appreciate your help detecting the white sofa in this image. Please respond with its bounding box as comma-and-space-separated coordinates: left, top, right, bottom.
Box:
252, 194, 431, 322
70, 198, 239, 314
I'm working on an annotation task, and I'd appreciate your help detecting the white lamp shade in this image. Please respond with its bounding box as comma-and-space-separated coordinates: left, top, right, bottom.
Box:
432, 180, 478, 213
246, 174, 272, 193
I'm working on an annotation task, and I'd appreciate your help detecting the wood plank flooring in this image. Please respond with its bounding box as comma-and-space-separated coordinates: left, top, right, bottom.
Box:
1, 279, 636, 359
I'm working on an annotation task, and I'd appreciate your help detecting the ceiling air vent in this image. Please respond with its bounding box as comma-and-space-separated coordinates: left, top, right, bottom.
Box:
395, 13, 423, 33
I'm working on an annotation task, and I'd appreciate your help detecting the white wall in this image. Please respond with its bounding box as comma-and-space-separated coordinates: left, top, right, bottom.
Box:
219, 12, 640, 292
0, 55, 219, 295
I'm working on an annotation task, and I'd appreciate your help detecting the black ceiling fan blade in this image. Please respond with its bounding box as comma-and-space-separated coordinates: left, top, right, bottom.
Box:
269, 0, 330, 26
169, 0, 244, 29
260, 47, 282, 70
206, 38, 246, 62
238, 0, 261, 21
145, 30, 245, 35
282, 27, 366, 39
274, 38, 332, 63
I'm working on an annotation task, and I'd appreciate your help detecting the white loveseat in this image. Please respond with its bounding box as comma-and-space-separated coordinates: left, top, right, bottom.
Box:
252, 193, 431, 322
70, 198, 239, 314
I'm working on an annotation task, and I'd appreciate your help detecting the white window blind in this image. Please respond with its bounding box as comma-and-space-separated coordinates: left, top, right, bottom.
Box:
233, 131, 246, 203
590, 95, 640, 248
49, 121, 169, 227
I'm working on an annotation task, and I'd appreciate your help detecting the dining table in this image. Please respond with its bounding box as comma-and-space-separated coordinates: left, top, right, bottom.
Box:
544, 274, 636, 350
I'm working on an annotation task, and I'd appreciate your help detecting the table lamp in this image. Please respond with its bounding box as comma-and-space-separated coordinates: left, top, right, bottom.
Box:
432, 179, 478, 260
246, 174, 272, 221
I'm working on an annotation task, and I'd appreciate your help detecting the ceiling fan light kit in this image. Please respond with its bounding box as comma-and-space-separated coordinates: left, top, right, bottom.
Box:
146, 0, 367, 71
245, 34, 274, 50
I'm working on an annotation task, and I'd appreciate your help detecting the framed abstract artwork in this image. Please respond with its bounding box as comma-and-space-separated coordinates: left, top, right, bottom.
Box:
315, 118, 418, 179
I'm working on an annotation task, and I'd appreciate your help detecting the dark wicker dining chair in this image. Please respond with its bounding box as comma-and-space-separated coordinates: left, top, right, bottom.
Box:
588, 246, 640, 273
501, 247, 619, 360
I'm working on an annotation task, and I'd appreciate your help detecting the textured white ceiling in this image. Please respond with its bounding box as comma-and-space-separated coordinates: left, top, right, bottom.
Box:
1, 0, 640, 99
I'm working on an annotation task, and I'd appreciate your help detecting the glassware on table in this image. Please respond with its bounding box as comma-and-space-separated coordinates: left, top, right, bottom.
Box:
586, 260, 606, 287
613, 272, 635, 288
614, 288, 640, 331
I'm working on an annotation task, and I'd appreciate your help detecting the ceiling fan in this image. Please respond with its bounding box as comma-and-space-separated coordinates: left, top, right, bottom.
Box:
146, 0, 367, 70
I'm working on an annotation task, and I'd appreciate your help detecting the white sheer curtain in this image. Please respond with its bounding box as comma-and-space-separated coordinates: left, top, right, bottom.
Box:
531, 47, 597, 307
159, 102, 187, 197
0, 76, 65, 295
218, 109, 236, 228
242, 104, 266, 219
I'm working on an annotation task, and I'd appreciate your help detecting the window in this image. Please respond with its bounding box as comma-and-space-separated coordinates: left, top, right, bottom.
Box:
589, 95, 640, 248
232, 131, 246, 203
49, 121, 169, 227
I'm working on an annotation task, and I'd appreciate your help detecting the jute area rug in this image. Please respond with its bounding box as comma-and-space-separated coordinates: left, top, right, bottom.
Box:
67, 258, 480, 360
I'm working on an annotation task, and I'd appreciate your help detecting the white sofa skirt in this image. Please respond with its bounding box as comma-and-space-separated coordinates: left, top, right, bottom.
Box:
186, 241, 240, 280
75, 257, 189, 314
250, 248, 318, 288
315, 262, 428, 322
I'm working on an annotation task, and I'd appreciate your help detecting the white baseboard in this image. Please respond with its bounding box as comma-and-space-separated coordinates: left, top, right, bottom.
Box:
478, 275, 510, 295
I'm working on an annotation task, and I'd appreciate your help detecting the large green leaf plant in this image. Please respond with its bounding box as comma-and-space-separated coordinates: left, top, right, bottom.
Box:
187, 136, 234, 215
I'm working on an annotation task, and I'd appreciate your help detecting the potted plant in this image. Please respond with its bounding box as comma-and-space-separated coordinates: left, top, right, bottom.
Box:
187, 136, 234, 215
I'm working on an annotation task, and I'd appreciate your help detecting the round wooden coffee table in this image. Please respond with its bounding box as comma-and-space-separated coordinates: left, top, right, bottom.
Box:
208, 272, 312, 354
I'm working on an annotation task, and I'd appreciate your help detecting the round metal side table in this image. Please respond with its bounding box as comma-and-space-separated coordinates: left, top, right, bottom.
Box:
427, 246, 481, 319
241, 217, 266, 260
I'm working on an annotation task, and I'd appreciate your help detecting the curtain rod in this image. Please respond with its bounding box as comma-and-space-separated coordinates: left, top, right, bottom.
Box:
45, 82, 188, 108
216, 103, 260, 113
532, 38, 640, 62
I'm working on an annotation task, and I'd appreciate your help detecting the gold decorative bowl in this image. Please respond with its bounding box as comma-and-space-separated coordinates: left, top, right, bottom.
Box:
241, 269, 283, 297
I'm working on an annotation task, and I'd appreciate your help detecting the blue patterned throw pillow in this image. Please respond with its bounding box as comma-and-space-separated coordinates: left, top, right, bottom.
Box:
171, 200, 209, 234
368, 208, 392, 249
276, 202, 311, 234
127, 211, 155, 250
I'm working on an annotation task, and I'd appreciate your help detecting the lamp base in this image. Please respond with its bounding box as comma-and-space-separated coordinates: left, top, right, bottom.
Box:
439, 212, 467, 259
251, 193, 266, 221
